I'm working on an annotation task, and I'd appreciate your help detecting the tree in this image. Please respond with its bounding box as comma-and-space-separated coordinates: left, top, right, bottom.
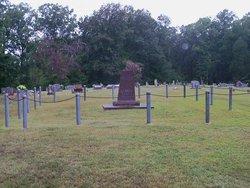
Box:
33, 38, 85, 85
36, 3, 77, 39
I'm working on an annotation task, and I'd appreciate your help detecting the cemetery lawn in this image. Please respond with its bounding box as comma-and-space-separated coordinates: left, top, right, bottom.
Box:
0, 86, 249, 187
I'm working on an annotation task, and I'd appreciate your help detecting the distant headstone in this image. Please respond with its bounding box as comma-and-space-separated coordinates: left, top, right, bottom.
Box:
154, 79, 158, 87
1, 87, 16, 95
236, 81, 248, 87
191, 80, 200, 89
74, 84, 83, 93
146, 82, 149, 87
47, 85, 53, 95
52, 84, 62, 92
65, 85, 75, 91
106, 84, 119, 89
93, 84, 103, 90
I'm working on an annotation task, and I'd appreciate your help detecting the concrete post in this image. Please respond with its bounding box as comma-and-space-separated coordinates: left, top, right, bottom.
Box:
138, 83, 141, 98
26, 90, 30, 113
39, 86, 42, 106
165, 84, 168, 98
23, 95, 28, 129
210, 86, 213, 105
83, 85, 86, 101
146, 92, 152, 124
229, 87, 233, 111
76, 93, 81, 126
4, 94, 10, 128
17, 89, 22, 119
112, 85, 115, 100
195, 85, 199, 101
205, 91, 210, 124
52, 91, 56, 103
34, 87, 37, 109
183, 84, 186, 98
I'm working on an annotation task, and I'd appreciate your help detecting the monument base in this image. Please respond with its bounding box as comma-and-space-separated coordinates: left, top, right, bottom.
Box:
113, 100, 140, 106
102, 103, 154, 110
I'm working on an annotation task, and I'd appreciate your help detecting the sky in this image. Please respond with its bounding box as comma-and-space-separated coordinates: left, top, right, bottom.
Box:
9, 0, 250, 27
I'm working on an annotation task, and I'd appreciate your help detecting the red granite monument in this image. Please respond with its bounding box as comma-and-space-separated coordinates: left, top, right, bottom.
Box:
103, 69, 147, 110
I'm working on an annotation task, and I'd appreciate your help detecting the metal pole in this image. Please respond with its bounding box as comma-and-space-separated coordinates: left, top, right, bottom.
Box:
183, 84, 186, 98
23, 95, 28, 129
229, 87, 233, 111
26, 90, 30, 113
112, 85, 115, 100
138, 83, 141, 98
195, 84, 199, 101
165, 84, 168, 98
17, 89, 22, 119
210, 86, 213, 105
39, 86, 42, 106
76, 93, 81, 126
83, 85, 86, 101
53, 91, 56, 103
146, 92, 152, 124
4, 94, 10, 128
205, 91, 210, 124
34, 87, 36, 110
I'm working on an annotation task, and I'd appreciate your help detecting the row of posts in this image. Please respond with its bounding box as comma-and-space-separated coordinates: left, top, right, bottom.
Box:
4, 92, 83, 129
3, 86, 234, 128
17, 86, 42, 119
146, 86, 234, 124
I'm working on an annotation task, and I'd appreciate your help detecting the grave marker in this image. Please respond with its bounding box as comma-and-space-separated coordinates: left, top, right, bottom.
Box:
103, 69, 152, 110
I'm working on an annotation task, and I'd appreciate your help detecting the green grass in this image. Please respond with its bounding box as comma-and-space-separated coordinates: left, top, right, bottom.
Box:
0, 86, 249, 187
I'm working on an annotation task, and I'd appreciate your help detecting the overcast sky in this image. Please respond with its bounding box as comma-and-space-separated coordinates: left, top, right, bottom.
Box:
9, 0, 250, 26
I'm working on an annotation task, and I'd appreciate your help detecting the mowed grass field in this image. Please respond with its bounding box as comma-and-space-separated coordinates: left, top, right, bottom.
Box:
0, 86, 249, 187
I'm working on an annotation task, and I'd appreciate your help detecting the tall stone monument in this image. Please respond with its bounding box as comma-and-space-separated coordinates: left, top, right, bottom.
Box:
103, 69, 147, 110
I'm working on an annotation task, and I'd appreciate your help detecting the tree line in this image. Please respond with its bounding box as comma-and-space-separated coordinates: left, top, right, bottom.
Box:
0, 0, 249, 88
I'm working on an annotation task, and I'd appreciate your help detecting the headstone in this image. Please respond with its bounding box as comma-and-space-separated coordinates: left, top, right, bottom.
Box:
103, 69, 152, 110
52, 84, 62, 92
93, 84, 103, 90
1, 87, 16, 96
65, 85, 75, 91
113, 70, 140, 106
47, 85, 54, 95
106, 84, 119, 89
74, 84, 83, 93
236, 81, 248, 87
191, 80, 200, 89
68, 85, 75, 93
154, 79, 158, 87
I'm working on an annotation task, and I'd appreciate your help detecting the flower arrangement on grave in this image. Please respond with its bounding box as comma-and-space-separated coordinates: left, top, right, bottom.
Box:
17, 85, 27, 90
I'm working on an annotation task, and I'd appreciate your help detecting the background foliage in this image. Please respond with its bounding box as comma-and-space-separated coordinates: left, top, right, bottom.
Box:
0, 1, 249, 88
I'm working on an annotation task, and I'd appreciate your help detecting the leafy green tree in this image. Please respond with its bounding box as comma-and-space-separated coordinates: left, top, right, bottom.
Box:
36, 3, 77, 39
